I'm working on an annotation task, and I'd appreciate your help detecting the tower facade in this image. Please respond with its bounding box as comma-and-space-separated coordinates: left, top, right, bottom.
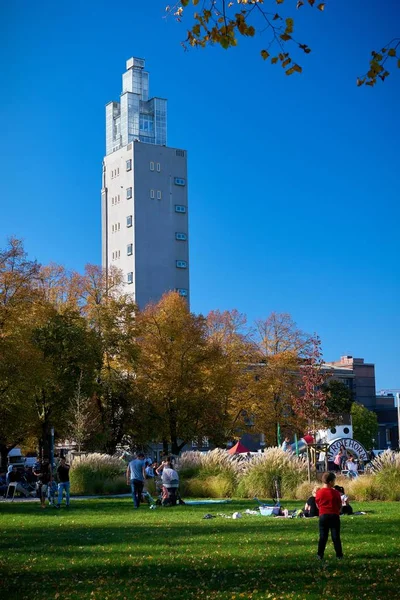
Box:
101, 57, 189, 307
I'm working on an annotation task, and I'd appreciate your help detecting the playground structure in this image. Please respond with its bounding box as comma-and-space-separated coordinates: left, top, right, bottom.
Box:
284, 420, 369, 481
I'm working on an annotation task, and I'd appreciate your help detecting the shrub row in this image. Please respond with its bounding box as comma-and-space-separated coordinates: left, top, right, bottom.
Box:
178, 448, 400, 501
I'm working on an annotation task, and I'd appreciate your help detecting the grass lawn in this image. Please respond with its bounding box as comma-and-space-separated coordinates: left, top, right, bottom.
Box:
0, 498, 399, 600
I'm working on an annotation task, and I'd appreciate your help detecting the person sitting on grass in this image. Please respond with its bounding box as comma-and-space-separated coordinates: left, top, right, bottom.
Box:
315, 472, 343, 561
304, 486, 320, 518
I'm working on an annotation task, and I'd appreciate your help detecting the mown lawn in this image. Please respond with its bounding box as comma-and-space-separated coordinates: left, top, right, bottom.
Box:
0, 498, 399, 600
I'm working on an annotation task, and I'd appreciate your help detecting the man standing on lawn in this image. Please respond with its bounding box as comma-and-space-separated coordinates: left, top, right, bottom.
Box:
315, 472, 343, 560
56, 457, 70, 508
127, 453, 146, 509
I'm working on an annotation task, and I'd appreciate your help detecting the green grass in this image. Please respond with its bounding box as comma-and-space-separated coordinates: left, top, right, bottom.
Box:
0, 499, 399, 600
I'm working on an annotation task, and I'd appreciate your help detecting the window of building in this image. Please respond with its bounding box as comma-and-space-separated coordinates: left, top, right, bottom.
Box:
112, 224, 115, 233
157, 190, 162, 200
127, 215, 132, 227
157, 163, 161, 172
174, 177, 186, 186
112, 252, 115, 260
176, 260, 187, 269
150, 161, 155, 171
175, 205, 186, 213
126, 187, 132, 199
176, 149, 185, 157
175, 232, 187, 241
117, 222, 120, 231
343, 427, 350, 435
150, 189, 155, 199
140, 114, 154, 132
111, 197, 114, 206
118, 250, 120, 258
176, 288, 188, 297
118, 194, 120, 203
117, 168, 119, 175
127, 244, 133, 256
202, 437, 210, 448
126, 159, 132, 171
127, 272, 133, 284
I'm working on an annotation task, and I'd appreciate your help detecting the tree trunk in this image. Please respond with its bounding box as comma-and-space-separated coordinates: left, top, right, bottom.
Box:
162, 439, 169, 455
0, 443, 9, 469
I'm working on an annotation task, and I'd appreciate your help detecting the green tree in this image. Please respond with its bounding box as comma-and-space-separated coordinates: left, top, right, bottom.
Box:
0, 238, 42, 466
323, 379, 354, 415
168, 1, 399, 86
136, 292, 234, 454
351, 402, 378, 450
31, 309, 101, 456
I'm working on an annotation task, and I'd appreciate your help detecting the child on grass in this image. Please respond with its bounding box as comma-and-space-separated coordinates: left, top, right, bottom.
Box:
315, 472, 343, 560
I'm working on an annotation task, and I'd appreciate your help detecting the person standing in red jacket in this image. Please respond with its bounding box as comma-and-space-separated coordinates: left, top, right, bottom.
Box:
315, 472, 343, 560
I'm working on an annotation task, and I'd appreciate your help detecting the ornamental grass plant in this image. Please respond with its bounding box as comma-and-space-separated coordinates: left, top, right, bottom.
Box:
370, 450, 400, 501
70, 453, 126, 495
237, 447, 308, 499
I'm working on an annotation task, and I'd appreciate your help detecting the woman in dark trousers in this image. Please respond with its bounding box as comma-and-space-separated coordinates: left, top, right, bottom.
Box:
315, 472, 343, 560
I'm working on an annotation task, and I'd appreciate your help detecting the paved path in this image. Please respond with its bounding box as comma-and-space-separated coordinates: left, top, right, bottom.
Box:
1, 493, 131, 504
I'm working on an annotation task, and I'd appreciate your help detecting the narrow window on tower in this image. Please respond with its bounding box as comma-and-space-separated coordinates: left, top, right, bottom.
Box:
174, 177, 186, 186
157, 190, 162, 200
126, 187, 132, 199
150, 189, 155, 199
126, 215, 132, 228
157, 163, 161, 172
175, 205, 186, 213
127, 272, 133, 284
112, 224, 115, 233
126, 159, 132, 171
175, 288, 188, 296
117, 223, 120, 231
117, 168, 119, 175
176, 260, 187, 269
150, 161, 155, 171
127, 244, 133, 256
175, 232, 187, 241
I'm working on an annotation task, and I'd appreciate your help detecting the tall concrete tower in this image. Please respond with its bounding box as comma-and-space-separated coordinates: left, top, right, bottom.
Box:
101, 57, 189, 307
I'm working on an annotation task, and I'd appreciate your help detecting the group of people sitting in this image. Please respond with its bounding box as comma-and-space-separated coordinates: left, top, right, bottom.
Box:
303, 484, 353, 518
1, 457, 71, 509
126, 454, 183, 509
0, 466, 37, 499
333, 449, 360, 477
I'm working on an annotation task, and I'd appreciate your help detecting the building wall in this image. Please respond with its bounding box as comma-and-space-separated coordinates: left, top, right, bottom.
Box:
102, 141, 189, 307
133, 142, 189, 307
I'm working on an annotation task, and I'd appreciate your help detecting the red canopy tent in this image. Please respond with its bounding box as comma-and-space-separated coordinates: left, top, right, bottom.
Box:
228, 441, 250, 455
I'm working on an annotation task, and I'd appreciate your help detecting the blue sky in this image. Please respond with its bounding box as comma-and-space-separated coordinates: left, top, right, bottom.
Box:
1, 0, 399, 389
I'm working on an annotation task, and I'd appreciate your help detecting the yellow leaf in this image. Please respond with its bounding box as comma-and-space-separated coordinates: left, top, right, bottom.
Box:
286, 67, 295, 76
388, 48, 396, 57
317, 2, 325, 10
261, 50, 270, 60
280, 33, 292, 41
308, 0, 315, 5
271, 57, 278, 64
293, 64, 302, 73
193, 0, 200, 5
282, 58, 291, 68
356, 78, 365, 87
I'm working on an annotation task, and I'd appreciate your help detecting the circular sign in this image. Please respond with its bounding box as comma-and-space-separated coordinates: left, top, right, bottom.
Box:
327, 437, 368, 461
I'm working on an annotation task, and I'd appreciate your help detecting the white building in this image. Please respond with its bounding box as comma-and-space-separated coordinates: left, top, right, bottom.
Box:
101, 57, 189, 307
